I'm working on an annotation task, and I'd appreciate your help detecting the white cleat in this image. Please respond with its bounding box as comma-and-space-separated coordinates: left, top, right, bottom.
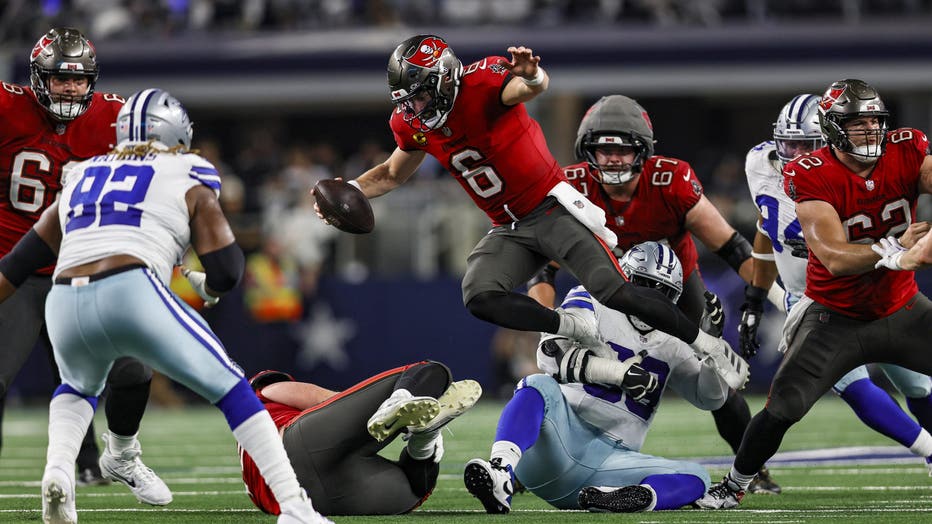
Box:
411, 380, 482, 435
99, 432, 172, 505
42, 466, 77, 524
556, 307, 602, 348
277, 490, 334, 524
366, 389, 440, 442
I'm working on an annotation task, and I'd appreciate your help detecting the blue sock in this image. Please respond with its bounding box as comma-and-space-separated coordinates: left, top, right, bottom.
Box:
906, 395, 932, 433
842, 378, 921, 447
641, 474, 705, 510
494, 386, 545, 451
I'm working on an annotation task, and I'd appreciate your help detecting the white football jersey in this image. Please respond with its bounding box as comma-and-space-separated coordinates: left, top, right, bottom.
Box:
537, 286, 728, 452
745, 141, 807, 300
55, 148, 221, 284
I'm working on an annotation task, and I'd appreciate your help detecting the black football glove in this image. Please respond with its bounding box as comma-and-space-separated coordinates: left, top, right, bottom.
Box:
621, 351, 658, 401
738, 285, 768, 359
699, 290, 725, 338
783, 237, 808, 259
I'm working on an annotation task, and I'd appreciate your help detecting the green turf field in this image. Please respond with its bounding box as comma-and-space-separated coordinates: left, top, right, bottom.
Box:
1, 395, 930, 522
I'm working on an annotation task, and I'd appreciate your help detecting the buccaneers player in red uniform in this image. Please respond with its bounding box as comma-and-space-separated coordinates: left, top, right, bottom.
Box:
698, 79, 932, 509
526, 94, 782, 494
326, 35, 739, 383
0, 28, 169, 503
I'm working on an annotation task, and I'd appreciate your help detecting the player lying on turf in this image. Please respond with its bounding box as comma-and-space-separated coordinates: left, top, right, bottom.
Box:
465, 241, 743, 513
241, 361, 481, 516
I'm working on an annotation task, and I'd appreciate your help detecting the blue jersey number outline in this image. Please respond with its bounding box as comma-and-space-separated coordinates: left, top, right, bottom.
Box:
755, 194, 802, 253
583, 343, 670, 421
66, 164, 155, 233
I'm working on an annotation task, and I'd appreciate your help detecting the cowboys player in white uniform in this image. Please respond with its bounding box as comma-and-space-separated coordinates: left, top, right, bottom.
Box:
741, 94, 932, 474
464, 241, 746, 513
0, 89, 331, 524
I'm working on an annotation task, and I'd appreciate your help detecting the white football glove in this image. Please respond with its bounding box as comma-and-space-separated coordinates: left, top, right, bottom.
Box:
691, 331, 749, 390
181, 267, 220, 307
872, 236, 907, 270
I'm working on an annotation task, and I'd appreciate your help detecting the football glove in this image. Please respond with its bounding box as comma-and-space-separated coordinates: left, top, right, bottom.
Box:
181, 267, 220, 307
872, 236, 907, 271
738, 285, 768, 359
699, 291, 725, 338
783, 237, 809, 259
621, 350, 658, 401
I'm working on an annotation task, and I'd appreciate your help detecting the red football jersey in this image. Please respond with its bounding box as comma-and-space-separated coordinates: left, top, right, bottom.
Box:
391, 56, 565, 226
563, 157, 704, 279
783, 128, 925, 319
0, 83, 123, 274
239, 400, 299, 515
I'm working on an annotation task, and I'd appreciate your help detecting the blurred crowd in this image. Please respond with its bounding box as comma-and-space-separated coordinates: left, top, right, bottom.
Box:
2, 0, 931, 44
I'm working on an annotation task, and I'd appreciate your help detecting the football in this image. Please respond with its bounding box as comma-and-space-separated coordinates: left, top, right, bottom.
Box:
312, 179, 374, 234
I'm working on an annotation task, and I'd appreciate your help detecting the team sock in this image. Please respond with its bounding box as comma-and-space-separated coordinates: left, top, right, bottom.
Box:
909, 429, 932, 458
727, 468, 756, 491
494, 386, 545, 452
47, 392, 96, 470
407, 431, 442, 461
842, 378, 921, 447
641, 473, 704, 510
104, 431, 139, 454
490, 440, 522, 472
232, 410, 302, 505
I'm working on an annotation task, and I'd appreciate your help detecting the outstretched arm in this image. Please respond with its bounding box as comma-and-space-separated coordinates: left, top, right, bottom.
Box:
352, 147, 425, 198
500, 46, 549, 106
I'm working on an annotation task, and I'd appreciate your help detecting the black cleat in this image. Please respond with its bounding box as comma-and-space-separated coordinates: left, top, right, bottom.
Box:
578, 485, 657, 512
748, 466, 781, 495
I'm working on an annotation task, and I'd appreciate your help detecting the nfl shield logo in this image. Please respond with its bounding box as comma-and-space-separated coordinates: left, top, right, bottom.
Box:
866, 180, 875, 191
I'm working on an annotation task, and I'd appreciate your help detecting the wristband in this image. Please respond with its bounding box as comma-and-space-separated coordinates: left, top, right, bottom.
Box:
751, 251, 775, 261
522, 67, 545, 86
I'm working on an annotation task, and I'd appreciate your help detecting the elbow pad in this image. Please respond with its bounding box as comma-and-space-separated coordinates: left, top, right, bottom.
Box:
0, 229, 57, 287
199, 243, 245, 293
715, 232, 753, 272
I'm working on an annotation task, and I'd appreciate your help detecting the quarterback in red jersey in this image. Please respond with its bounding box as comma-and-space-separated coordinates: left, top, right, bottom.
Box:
0, 28, 168, 503
526, 94, 780, 494
698, 79, 932, 509
240, 364, 480, 516
322, 35, 737, 373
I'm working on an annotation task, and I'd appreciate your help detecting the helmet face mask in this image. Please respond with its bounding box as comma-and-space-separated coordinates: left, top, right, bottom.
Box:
116, 89, 193, 149
30, 27, 99, 121
773, 94, 825, 164
619, 241, 683, 332
575, 95, 655, 185
387, 35, 462, 132
817, 79, 889, 164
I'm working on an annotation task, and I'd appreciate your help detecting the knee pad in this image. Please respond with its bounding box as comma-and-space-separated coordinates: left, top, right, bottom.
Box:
107, 358, 153, 388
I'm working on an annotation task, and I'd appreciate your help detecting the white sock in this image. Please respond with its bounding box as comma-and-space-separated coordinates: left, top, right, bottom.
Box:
232, 410, 303, 506
407, 431, 441, 461
106, 431, 139, 454
909, 429, 932, 457
490, 440, 522, 471
47, 393, 95, 471
728, 467, 756, 491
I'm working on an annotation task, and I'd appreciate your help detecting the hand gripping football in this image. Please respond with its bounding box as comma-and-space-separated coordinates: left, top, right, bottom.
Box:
312, 179, 374, 234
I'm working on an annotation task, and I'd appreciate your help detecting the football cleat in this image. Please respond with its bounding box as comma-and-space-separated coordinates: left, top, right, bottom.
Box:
99, 432, 172, 506
556, 308, 603, 348
693, 476, 745, 509
748, 466, 782, 495
42, 466, 77, 524
578, 484, 657, 513
464, 457, 515, 514
410, 380, 482, 435
277, 489, 334, 524
925, 455, 932, 477
367, 389, 440, 442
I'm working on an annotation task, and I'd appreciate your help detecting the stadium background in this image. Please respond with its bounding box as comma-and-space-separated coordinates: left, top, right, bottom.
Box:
2, 1, 932, 404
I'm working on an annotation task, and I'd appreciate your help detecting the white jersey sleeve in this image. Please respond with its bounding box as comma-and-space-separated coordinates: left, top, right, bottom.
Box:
536, 285, 703, 451
55, 151, 221, 284
744, 142, 807, 300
